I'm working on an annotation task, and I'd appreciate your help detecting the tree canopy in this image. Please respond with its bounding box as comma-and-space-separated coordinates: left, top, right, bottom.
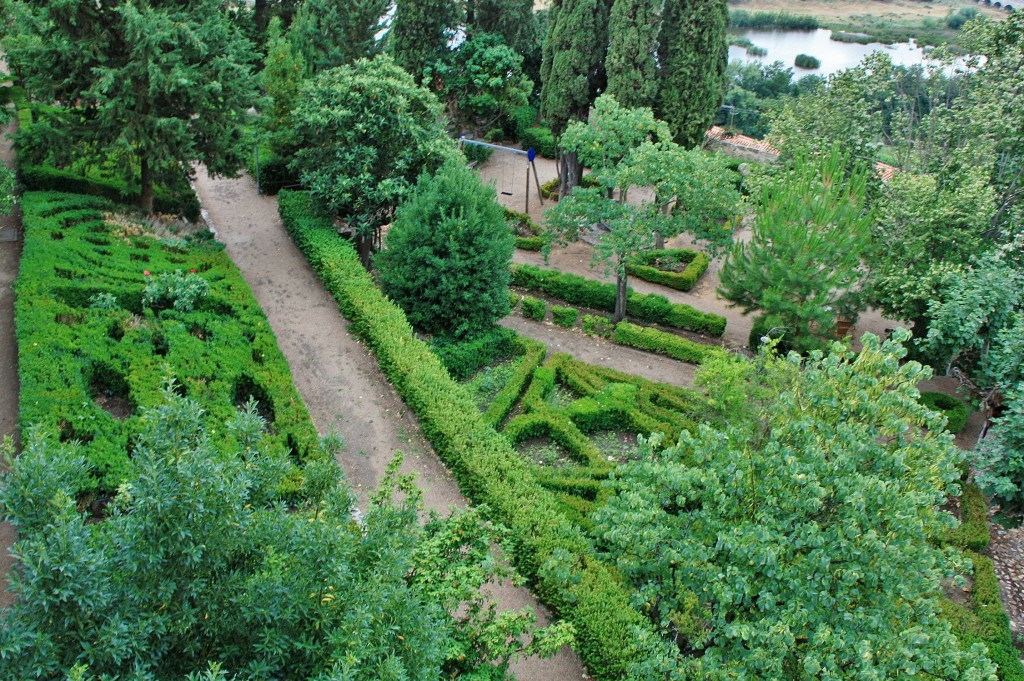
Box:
597, 332, 996, 680
2, 0, 258, 213
287, 0, 389, 73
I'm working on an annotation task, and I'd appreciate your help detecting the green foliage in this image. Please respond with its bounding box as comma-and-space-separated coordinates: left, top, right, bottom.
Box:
467, 0, 541, 59
3, 0, 258, 213
655, 0, 729, 147
0, 165, 15, 216
511, 264, 727, 335
597, 331, 997, 678
748, 313, 795, 355
943, 482, 991, 552
605, 0, 662, 109
375, 159, 514, 339
288, 0, 387, 73
539, 0, 610, 136
19, 164, 200, 220
974, 386, 1024, 515
728, 9, 819, 29
0, 395, 569, 679
483, 336, 547, 427
248, 144, 299, 196
946, 7, 979, 30
718, 148, 873, 353
290, 56, 457, 260
279, 189, 657, 679
794, 53, 821, 69
920, 391, 970, 434
626, 248, 710, 291
551, 305, 579, 328
15, 192, 320, 494
431, 326, 518, 381
612, 322, 728, 365
390, 0, 463, 80
560, 94, 672, 174
262, 17, 306, 134
581, 314, 615, 338
520, 126, 558, 158
508, 104, 538, 140
520, 295, 548, 321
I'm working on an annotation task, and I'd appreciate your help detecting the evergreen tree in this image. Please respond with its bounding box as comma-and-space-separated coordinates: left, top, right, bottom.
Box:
539, 0, 611, 196
468, 0, 540, 58
655, 0, 728, 147
375, 158, 515, 339
262, 17, 307, 134
390, 0, 464, 80
605, 0, 662, 110
288, 0, 389, 73
2, 0, 257, 214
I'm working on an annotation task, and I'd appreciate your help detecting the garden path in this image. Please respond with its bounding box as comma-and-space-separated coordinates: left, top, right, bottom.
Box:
191, 168, 589, 681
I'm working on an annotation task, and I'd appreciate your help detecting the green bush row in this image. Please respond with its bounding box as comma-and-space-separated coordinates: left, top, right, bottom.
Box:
521, 295, 547, 321
920, 391, 971, 435
16, 192, 321, 494
483, 336, 546, 428
19, 164, 200, 221
278, 189, 653, 679
626, 249, 711, 291
512, 264, 727, 336
515, 236, 545, 251
520, 127, 557, 159
431, 326, 518, 382
613, 321, 729, 365
944, 482, 991, 552
551, 305, 579, 328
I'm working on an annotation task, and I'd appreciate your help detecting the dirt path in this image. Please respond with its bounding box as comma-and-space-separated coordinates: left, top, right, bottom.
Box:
191, 168, 587, 680
0, 114, 21, 607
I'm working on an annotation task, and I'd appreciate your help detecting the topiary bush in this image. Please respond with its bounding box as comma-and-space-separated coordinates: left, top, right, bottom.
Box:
430, 326, 518, 381
627, 249, 711, 291
919, 391, 970, 434
375, 158, 515, 340
520, 295, 547, 321
551, 305, 579, 328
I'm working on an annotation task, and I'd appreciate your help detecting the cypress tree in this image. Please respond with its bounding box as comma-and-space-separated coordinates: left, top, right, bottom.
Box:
655, 0, 728, 147
288, 0, 389, 73
390, 0, 464, 80
605, 0, 663, 110
468, 0, 539, 57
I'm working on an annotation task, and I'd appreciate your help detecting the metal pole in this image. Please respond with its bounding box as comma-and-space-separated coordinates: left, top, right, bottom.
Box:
525, 162, 530, 213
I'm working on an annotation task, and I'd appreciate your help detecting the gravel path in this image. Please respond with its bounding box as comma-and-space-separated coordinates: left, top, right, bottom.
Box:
191, 167, 588, 681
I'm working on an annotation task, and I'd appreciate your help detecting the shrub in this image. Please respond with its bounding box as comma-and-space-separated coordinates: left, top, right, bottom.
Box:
943, 482, 991, 552
946, 6, 979, 29
462, 141, 494, 164
375, 159, 515, 340
511, 264, 727, 336
431, 327, 518, 382
920, 391, 970, 434
483, 337, 546, 428
520, 127, 557, 159
16, 192, 321, 494
249, 143, 299, 195
278, 189, 655, 679
749, 314, 795, 355
515, 236, 545, 251
507, 290, 521, 311
551, 305, 579, 328
612, 322, 728, 365
509, 104, 538, 140
626, 249, 710, 291
540, 177, 560, 200
582, 315, 615, 338
521, 296, 547, 321
794, 54, 821, 69
746, 45, 768, 57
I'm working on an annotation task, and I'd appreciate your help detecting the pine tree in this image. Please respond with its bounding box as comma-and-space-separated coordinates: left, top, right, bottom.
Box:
605, 0, 663, 110
655, 0, 728, 147
288, 0, 389, 73
2, 0, 257, 214
390, 0, 464, 80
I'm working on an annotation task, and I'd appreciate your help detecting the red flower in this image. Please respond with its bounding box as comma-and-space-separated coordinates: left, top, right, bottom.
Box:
190, 269, 196, 274
143, 270, 150, 276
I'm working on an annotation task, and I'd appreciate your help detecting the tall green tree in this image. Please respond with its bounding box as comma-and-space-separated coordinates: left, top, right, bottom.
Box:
605, 0, 662, 110
718, 149, 873, 353
467, 0, 539, 58
540, 0, 610, 196
390, 0, 464, 80
654, 0, 728, 147
289, 56, 458, 268
596, 332, 996, 679
288, 0, 389, 73
0, 392, 571, 679
375, 158, 515, 340
262, 17, 307, 135
2, 0, 258, 214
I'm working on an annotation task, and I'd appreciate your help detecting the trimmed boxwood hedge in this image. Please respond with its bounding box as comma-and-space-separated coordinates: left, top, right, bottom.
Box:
920, 391, 970, 434
626, 249, 711, 291
278, 190, 655, 679
483, 336, 546, 428
520, 295, 547, 321
944, 482, 991, 552
16, 192, 321, 494
512, 264, 727, 336
613, 321, 729, 365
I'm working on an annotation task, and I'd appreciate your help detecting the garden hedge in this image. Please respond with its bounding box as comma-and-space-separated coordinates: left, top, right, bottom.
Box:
613, 321, 729, 365
626, 249, 711, 292
278, 190, 654, 679
920, 391, 971, 435
482, 336, 546, 428
943, 482, 991, 552
16, 192, 321, 494
519, 126, 557, 159
512, 264, 727, 336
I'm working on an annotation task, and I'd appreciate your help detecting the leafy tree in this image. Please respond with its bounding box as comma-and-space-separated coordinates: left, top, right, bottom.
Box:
2, 0, 258, 214
0, 390, 571, 679
374, 158, 516, 340
718, 148, 873, 353
390, 0, 464, 80
467, 0, 540, 59
540, 0, 610, 196
428, 33, 533, 133
288, 0, 389, 73
559, 94, 671, 179
604, 0, 662, 110
654, 0, 728, 147
261, 17, 307, 135
289, 56, 458, 268
596, 331, 997, 679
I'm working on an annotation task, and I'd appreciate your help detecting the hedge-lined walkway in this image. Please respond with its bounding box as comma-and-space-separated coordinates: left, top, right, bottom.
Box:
191, 167, 588, 681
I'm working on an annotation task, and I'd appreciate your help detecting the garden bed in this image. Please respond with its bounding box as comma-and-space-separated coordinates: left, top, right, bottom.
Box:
626, 248, 711, 291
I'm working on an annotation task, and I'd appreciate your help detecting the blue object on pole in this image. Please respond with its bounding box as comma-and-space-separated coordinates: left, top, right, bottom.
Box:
528, 147, 536, 163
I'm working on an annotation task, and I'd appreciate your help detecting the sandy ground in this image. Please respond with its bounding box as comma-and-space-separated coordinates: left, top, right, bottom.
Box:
191, 167, 588, 681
